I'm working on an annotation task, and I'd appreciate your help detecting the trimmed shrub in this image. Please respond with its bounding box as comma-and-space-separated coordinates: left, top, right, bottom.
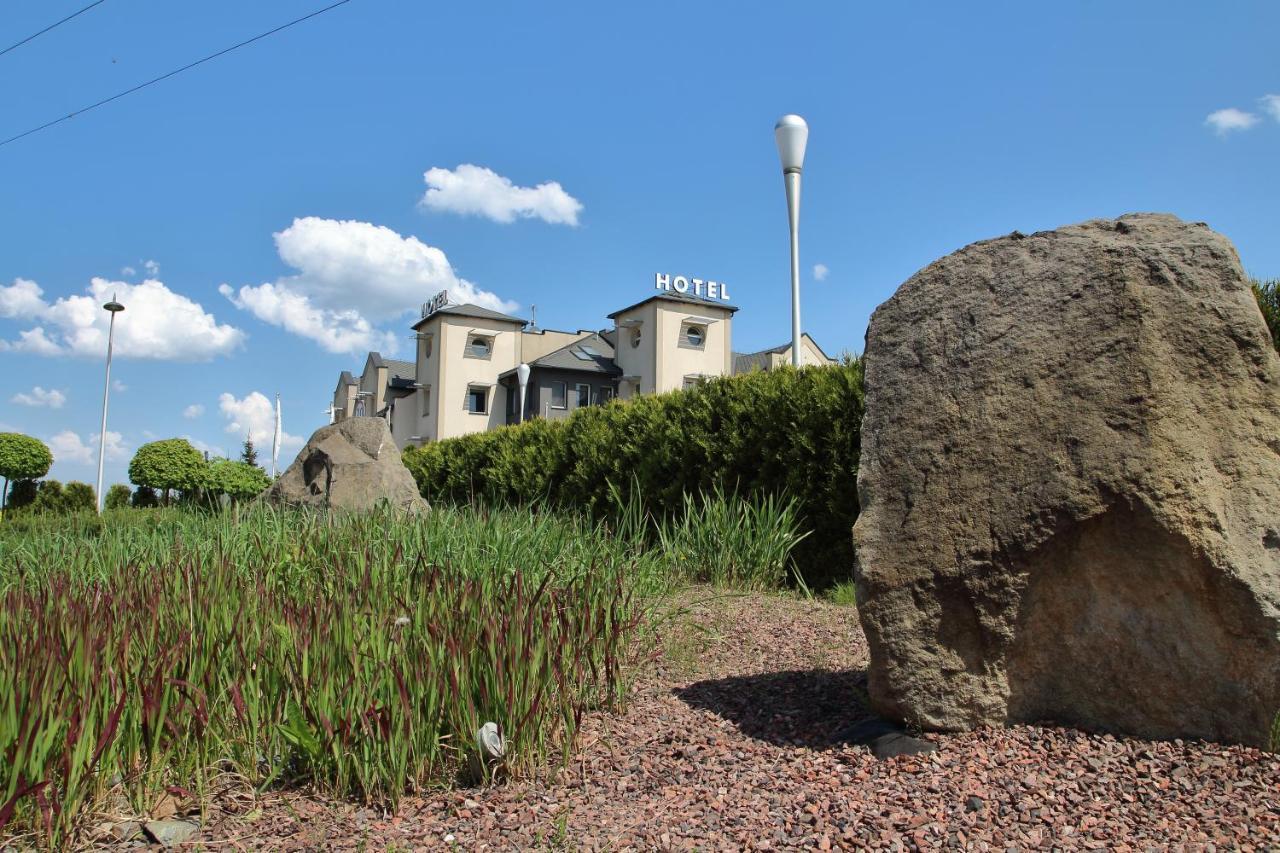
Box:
131, 485, 160, 508
404, 361, 863, 587
0, 432, 53, 511
206, 459, 271, 503
128, 439, 207, 504
105, 483, 132, 510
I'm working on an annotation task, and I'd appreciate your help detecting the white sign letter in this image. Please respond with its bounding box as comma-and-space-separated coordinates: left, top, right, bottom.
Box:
708, 281, 719, 300
720, 281, 730, 300
673, 276, 689, 293
692, 278, 704, 297
655, 273, 670, 291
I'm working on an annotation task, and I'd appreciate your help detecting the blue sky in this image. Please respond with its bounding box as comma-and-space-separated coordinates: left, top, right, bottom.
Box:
1, 1, 1277, 487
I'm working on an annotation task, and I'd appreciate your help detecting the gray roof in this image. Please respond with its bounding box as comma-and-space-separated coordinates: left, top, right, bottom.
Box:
412, 303, 527, 329
337, 370, 357, 387
732, 351, 774, 374
384, 359, 415, 380
500, 335, 621, 378
607, 292, 739, 320
732, 334, 834, 373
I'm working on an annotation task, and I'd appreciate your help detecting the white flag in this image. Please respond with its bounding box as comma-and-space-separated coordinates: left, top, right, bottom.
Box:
272, 393, 282, 477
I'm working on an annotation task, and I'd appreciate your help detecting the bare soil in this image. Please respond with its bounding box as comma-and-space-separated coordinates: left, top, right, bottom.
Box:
143, 590, 1280, 850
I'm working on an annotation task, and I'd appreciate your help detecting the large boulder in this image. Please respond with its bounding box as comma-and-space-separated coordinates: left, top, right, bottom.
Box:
265, 417, 426, 513
853, 213, 1280, 747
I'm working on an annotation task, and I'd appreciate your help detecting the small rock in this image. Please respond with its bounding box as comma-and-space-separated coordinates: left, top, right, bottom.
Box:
143, 819, 199, 847
111, 820, 144, 841
965, 796, 985, 813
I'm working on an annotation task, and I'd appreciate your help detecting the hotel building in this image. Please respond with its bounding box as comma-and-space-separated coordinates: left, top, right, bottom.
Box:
332, 276, 835, 448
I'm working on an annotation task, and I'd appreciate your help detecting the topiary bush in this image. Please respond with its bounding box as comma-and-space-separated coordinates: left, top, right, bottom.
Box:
206, 459, 271, 503
404, 361, 864, 588
128, 439, 207, 505
0, 432, 53, 512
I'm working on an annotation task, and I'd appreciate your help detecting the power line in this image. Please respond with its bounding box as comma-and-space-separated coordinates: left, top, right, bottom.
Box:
0, 0, 355, 149
0, 0, 108, 60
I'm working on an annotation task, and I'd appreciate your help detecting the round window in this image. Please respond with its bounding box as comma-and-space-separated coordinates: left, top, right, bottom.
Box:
631, 327, 642, 348
685, 325, 705, 347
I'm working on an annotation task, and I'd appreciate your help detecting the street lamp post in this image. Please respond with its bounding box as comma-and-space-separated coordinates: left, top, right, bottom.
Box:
96, 294, 125, 513
516, 363, 530, 424
774, 114, 809, 368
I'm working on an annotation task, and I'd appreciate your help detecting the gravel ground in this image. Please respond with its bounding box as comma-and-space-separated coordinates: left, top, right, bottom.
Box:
150, 590, 1278, 850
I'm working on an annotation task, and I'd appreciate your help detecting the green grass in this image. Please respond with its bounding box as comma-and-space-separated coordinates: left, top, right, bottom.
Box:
0, 491, 812, 848
824, 580, 857, 607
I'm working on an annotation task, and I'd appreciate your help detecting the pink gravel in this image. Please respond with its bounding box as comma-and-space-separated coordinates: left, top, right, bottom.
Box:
176, 590, 1279, 850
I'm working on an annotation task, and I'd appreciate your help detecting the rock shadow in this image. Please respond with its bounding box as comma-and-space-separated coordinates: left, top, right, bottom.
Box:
672, 668, 877, 749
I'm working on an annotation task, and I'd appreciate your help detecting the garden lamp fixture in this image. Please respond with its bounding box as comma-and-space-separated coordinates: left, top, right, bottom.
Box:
516, 362, 531, 424
774, 114, 809, 368
96, 295, 125, 513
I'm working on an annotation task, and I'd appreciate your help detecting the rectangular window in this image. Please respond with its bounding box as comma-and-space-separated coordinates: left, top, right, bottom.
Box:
575, 383, 590, 408
466, 386, 488, 414
550, 381, 567, 409
598, 386, 613, 403
420, 388, 430, 417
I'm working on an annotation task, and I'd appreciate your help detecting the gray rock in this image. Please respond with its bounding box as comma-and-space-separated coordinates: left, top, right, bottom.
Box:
835, 717, 937, 759
853, 213, 1280, 747
264, 417, 427, 513
143, 819, 199, 847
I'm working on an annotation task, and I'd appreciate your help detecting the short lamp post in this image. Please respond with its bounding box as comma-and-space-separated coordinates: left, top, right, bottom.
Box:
516, 363, 530, 424
774, 114, 809, 368
96, 295, 125, 513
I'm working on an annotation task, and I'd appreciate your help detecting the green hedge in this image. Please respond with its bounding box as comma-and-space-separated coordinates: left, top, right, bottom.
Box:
403, 361, 863, 588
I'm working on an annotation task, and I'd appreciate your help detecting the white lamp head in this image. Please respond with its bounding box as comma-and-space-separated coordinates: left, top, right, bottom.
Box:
774, 114, 809, 174
516, 363, 530, 386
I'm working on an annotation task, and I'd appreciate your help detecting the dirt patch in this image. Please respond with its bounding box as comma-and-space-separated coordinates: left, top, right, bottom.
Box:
185, 589, 1279, 850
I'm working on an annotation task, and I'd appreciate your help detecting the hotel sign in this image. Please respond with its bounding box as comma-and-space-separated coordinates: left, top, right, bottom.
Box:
655, 273, 731, 301
421, 289, 449, 318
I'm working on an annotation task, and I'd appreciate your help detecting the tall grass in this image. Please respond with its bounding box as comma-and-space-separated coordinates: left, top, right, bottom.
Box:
0, 490, 808, 847
0, 504, 663, 847
652, 486, 809, 590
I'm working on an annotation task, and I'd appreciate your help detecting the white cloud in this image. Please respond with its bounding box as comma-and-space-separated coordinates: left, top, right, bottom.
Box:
183, 404, 205, 419
0, 279, 47, 318
1205, 107, 1259, 135
143, 260, 160, 277
121, 266, 136, 277
112, 379, 127, 392
184, 435, 226, 459
420, 164, 583, 226
1260, 94, 1280, 122
218, 391, 303, 453
813, 263, 829, 282
0, 276, 244, 360
221, 217, 516, 355
47, 430, 125, 465
11, 386, 66, 408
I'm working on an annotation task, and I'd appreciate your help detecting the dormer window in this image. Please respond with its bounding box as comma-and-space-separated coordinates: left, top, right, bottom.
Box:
631, 327, 642, 348
465, 334, 494, 359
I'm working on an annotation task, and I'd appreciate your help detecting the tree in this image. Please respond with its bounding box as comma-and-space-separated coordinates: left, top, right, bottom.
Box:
105, 483, 133, 510
240, 435, 260, 469
128, 439, 208, 505
1252, 279, 1280, 354
207, 459, 271, 503
0, 432, 53, 512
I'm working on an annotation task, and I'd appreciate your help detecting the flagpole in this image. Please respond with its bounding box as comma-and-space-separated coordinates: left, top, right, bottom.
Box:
272, 393, 282, 478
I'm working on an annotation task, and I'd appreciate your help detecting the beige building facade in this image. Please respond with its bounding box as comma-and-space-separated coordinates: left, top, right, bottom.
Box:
331, 278, 835, 449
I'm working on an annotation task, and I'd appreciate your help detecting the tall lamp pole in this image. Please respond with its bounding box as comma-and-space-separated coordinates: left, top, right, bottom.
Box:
96, 295, 125, 513
774, 114, 809, 368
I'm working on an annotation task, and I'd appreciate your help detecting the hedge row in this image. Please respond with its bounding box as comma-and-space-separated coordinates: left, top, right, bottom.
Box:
403, 361, 864, 588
